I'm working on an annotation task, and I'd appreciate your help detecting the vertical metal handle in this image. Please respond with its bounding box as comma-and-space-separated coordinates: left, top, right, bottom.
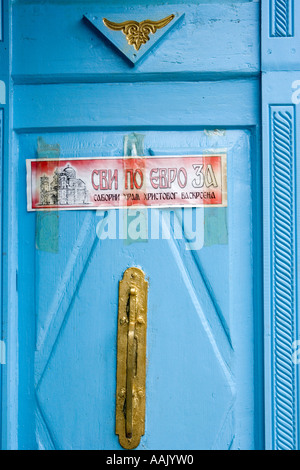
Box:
126, 287, 137, 439
116, 268, 148, 450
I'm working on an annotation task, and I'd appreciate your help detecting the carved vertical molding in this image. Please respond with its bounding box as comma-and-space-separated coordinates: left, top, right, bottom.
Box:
271, 106, 297, 450
270, 0, 294, 37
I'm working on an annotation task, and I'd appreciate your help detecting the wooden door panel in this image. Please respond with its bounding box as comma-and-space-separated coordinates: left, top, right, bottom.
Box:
12, 2, 259, 80
18, 129, 256, 449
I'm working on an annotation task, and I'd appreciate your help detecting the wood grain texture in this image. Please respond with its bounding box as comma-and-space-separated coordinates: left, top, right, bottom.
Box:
12, 2, 259, 82
19, 129, 256, 449
13, 79, 260, 131
11, 0, 262, 451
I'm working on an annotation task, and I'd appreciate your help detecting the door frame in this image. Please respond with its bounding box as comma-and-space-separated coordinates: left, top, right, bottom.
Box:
0, 0, 299, 450
262, 0, 300, 450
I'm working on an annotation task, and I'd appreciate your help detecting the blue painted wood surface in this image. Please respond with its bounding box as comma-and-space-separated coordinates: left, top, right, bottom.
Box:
0, 0, 20, 451
13, 80, 260, 131
12, 1, 260, 83
83, 11, 185, 66
0, 0, 2, 42
262, 0, 300, 451
262, 0, 300, 71
18, 129, 261, 450
262, 72, 300, 450
4, 0, 266, 450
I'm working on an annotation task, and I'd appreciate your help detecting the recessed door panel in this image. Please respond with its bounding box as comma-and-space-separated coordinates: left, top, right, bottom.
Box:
18, 129, 258, 450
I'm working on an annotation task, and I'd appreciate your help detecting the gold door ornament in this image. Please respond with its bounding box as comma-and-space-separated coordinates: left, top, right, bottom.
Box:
103, 14, 175, 51
116, 268, 148, 450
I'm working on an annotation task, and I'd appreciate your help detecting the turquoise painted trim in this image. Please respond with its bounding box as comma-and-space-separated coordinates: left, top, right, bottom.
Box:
262, 0, 300, 71
262, 71, 299, 449
0, 0, 3, 42
0, 108, 2, 450
262, 0, 299, 452
13, 79, 260, 131
0, 0, 5, 451
270, 0, 294, 38
271, 105, 297, 449
0, 0, 18, 451
251, 126, 265, 450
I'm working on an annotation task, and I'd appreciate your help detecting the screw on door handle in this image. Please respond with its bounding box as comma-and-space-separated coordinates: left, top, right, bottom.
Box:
116, 268, 148, 450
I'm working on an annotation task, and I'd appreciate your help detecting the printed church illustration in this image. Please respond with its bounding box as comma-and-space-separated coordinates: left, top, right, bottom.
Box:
39, 164, 88, 206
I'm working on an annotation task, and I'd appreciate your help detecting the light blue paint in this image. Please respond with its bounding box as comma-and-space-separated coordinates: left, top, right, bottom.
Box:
13, 80, 260, 130
0, 109, 3, 450
83, 11, 184, 66
1, 0, 273, 452
262, 0, 300, 71
18, 129, 261, 450
262, 71, 300, 450
12, 2, 260, 81
1, 0, 20, 452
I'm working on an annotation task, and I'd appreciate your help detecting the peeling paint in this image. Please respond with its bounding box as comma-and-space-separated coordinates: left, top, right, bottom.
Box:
35, 137, 60, 253
0, 81, 6, 105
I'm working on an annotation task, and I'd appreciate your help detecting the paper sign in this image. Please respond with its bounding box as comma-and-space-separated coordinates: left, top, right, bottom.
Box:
26, 155, 227, 211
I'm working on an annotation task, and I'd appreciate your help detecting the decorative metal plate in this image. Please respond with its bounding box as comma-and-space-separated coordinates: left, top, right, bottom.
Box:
83, 11, 185, 65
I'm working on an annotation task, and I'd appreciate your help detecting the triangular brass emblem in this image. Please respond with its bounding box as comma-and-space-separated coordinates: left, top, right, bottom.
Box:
103, 15, 175, 52
84, 12, 184, 65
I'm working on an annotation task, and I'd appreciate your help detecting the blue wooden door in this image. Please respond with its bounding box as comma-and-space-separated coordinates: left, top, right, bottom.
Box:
11, 1, 263, 450
19, 129, 260, 450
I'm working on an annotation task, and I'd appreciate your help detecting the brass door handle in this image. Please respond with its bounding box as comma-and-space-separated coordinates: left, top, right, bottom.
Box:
116, 268, 148, 450
126, 287, 137, 439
